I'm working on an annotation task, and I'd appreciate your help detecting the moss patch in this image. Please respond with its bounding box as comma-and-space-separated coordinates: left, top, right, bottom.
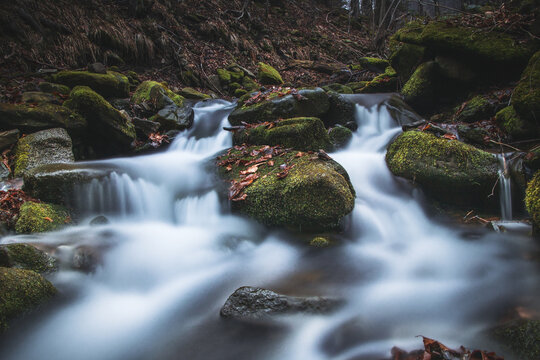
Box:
15, 201, 71, 234
455, 95, 497, 123
0, 244, 57, 273
0, 103, 86, 133
257, 62, 284, 85
401, 61, 441, 113
179, 87, 211, 100
390, 43, 426, 83
513, 50, 540, 130
525, 170, 540, 232
131, 81, 184, 109
358, 57, 390, 73
496, 105, 532, 140
492, 320, 540, 360
52, 71, 130, 98
329, 126, 353, 150
37, 82, 71, 95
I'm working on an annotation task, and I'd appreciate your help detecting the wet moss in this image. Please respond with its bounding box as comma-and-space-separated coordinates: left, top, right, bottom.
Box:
131, 81, 184, 109
492, 319, 540, 360
15, 201, 71, 234
329, 126, 353, 150
455, 95, 496, 123
513, 51, 540, 128
179, 87, 211, 100
322, 84, 353, 94
217, 68, 231, 83
386, 131, 499, 208
390, 43, 426, 83
525, 170, 540, 232
401, 61, 441, 112
257, 62, 284, 85
310, 236, 331, 247
52, 71, 130, 98
13, 142, 30, 178
0, 244, 57, 273
0, 267, 56, 332
495, 106, 532, 140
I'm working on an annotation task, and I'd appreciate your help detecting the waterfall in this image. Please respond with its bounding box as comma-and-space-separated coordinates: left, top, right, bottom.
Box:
497, 154, 513, 221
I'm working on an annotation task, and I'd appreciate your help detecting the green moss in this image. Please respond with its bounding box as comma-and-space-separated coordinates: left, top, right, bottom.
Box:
513, 51, 540, 128
13, 142, 30, 177
322, 83, 354, 94
242, 77, 259, 91
229, 82, 242, 91
390, 43, 426, 83
358, 70, 399, 94
131, 81, 184, 109
15, 201, 71, 234
257, 62, 284, 85
309, 236, 331, 247
386, 131, 499, 208
217, 68, 231, 83
234, 117, 332, 151
52, 71, 130, 98
492, 320, 540, 360
0, 103, 86, 132
401, 61, 440, 111
358, 57, 390, 73
495, 105, 532, 139
455, 95, 496, 123
525, 170, 540, 232
0, 244, 57, 273
179, 87, 211, 100
37, 82, 71, 95
234, 89, 248, 97
346, 81, 369, 92
329, 126, 353, 150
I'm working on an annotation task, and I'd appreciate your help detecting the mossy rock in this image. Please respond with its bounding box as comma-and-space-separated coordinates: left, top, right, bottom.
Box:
37, 82, 71, 95
52, 71, 130, 98
0, 244, 57, 273
179, 87, 211, 100
21, 92, 60, 104
150, 104, 194, 131
234, 89, 248, 97
131, 81, 184, 110
15, 201, 71, 234
346, 82, 369, 93
495, 106, 533, 140
512, 50, 540, 132
357, 57, 390, 73
357, 68, 399, 94
525, 170, 540, 233
492, 319, 540, 360
456, 125, 488, 146
390, 43, 426, 83
233, 117, 332, 151
257, 62, 284, 85
455, 95, 497, 123
217, 68, 232, 84
329, 126, 353, 150
228, 88, 330, 126
23, 162, 111, 205
64, 86, 136, 155
309, 236, 331, 247
386, 131, 499, 209
242, 77, 259, 91
218, 146, 355, 231
322, 83, 354, 94
0, 103, 86, 133
13, 128, 74, 177
401, 61, 442, 113
435, 56, 476, 84
0, 267, 56, 332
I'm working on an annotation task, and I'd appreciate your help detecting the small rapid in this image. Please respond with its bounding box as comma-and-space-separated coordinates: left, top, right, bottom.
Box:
0, 97, 537, 360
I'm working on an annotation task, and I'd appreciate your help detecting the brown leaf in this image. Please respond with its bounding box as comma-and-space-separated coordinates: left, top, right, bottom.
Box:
231, 193, 247, 201
295, 151, 305, 158
268, 160, 275, 167
43, 217, 53, 222
226, 165, 233, 172
240, 164, 259, 175
442, 134, 457, 140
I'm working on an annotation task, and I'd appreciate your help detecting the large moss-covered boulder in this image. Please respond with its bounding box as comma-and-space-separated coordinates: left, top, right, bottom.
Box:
386, 131, 499, 208
512, 50, 540, 134
15, 201, 71, 234
217, 146, 355, 231
23, 163, 112, 205
525, 170, 540, 233
495, 106, 533, 140
233, 117, 331, 151
52, 71, 130, 98
131, 81, 184, 110
0, 244, 57, 273
0, 267, 56, 332
390, 43, 426, 83
492, 319, 540, 360
0, 103, 86, 133
13, 128, 74, 177
229, 88, 330, 126
257, 62, 284, 85
64, 86, 136, 155
401, 61, 442, 113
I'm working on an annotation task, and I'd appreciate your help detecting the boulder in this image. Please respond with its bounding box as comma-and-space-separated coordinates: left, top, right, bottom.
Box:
457, 125, 488, 146
228, 88, 330, 126
356, 67, 399, 93
37, 82, 70, 95
357, 57, 390, 73
401, 61, 442, 113
325, 92, 356, 127
15, 201, 71, 234
383, 95, 424, 126
23, 163, 112, 204
322, 83, 353, 94
64, 86, 136, 155
179, 87, 211, 100
390, 43, 426, 83
495, 106, 533, 140
13, 128, 74, 177
525, 170, 540, 234
21, 92, 60, 105
87, 62, 107, 74
386, 131, 499, 208
217, 146, 355, 231
0, 243, 57, 273
0, 103, 86, 133
150, 103, 194, 131
131, 81, 185, 111
491, 319, 540, 360
233, 117, 331, 152
220, 286, 342, 321
0, 129, 20, 151
455, 95, 499, 123
328, 126, 353, 150
52, 70, 130, 98
512, 50, 540, 134
257, 62, 284, 85
0, 267, 56, 332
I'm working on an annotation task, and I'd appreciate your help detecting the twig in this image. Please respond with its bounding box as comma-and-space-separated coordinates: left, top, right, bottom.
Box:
488, 176, 499, 198
489, 140, 522, 152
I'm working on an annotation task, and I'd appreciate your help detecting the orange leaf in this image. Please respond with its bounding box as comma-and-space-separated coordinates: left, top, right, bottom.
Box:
442, 133, 457, 140
43, 217, 53, 222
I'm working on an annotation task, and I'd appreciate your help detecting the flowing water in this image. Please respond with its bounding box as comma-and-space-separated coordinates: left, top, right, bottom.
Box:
1, 97, 538, 360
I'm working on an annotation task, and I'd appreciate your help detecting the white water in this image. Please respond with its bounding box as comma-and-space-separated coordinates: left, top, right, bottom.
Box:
0, 98, 537, 360
498, 154, 513, 221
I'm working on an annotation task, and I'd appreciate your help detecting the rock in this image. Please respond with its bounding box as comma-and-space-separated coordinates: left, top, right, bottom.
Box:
0, 267, 56, 332
329, 126, 353, 150
491, 319, 540, 360
389, 43, 426, 83
512, 50, 540, 134
15, 201, 71, 234
0, 103, 86, 133
218, 146, 355, 231
21, 91, 60, 105
87, 62, 107, 74
435, 56, 476, 84
383, 95, 424, 126
131, 81, 185, 111
0, 129, 20, 151
357, 57, 390, 73
233, 117, 331, 152
325, 92, 355, 127
495, 106, 532, 140
356, 67, 398, 93
257, 62, 284, 85
322, 83, 353, 94
525, 170, 540, 234
457, 125, 488, 146
386, 131, 499, 209
0, 243, 57, 273
151, 103, 194, 131
455, 95, 498, 123
13, 128, 74, 177
23, 163, 111, 204
89, 215, 109, 225
64, 86, 136, 155
228, 88, 330, 126
179, 87, 211, 100
109, 98, 132, 112
220, 286, 342, 321
37, 82, 70, 95
401, 61, 442, 114
72, 246, 101, 272
52, 70, 130, 98
133, 117, 160, 137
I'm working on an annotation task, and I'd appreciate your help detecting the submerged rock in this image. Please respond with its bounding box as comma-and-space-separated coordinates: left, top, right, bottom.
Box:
0, 267, 56, 332
386, 131, 499, 209
0, 243, 57, 273
52, 70, 130, 98
15, 201, 71, 234
13, 128, 74, 177
220, 286, 342, 321
233, 117, 331, 152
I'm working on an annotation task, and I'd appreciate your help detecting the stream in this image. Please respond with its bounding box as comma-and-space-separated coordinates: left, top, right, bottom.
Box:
0, 96, 538, 360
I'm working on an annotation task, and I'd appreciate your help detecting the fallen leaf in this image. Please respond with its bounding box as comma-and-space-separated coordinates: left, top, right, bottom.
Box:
240, 164, 259, 175
268, 160, 275, 166
442, 134, 457, 140
43, 217, 53, 222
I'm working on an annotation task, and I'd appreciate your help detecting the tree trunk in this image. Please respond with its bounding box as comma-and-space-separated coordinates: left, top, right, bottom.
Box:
350, 0, 361, 18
